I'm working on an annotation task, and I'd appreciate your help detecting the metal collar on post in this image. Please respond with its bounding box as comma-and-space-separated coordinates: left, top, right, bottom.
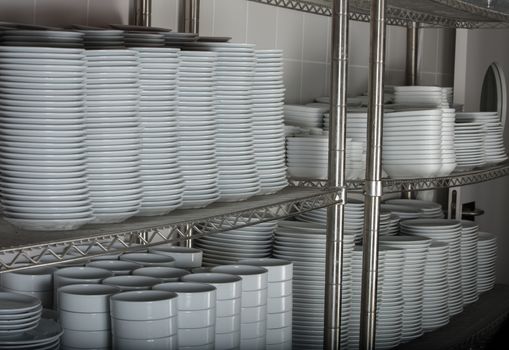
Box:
131, 0, 152, 27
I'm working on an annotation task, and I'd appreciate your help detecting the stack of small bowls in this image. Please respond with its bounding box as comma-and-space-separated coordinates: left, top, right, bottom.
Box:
153, 282, 217, 349
181, 273, 242, 350
239, 259, 293, 350
211, 265, 268, 349
102, 275, 162, 292
59, 284, 120, 350
133, 266, 190, 283
111, 290, 179, 350
0, 266, 56, 308
148, 245, 203, 269
86, 260, 142, 276
119, 252, 176, 267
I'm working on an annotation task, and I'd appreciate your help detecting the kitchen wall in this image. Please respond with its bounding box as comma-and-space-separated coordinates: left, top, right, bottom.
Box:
0, 0, 455, 104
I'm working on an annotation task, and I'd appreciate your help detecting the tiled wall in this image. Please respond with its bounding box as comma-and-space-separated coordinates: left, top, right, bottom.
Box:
0, 0, 455, 104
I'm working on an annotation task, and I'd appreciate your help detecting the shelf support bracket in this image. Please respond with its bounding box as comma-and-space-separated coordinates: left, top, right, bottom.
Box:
360, 0, 387, 348
324, 0, 349, 348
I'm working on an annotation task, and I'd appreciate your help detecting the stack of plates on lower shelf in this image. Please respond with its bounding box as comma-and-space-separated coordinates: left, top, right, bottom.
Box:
393, 86, 451, 108
272, 220, 356, 349
76, 29, 125, 50
84, 49, 142, 224
384, 199, 444, 218
0, 314, 63, 350
400, 219, 464, 316
0, 30, 84, 48
124, 32, 165, 47
381, 204, 423, 220
460, 221, 479, 304
163, 32, 198, 45
195, 221, 277, 266
0, 292, 43, 336
477, 231, 497, 293
454, 122, 486, 170
456, 112, 508, 164
132, 47, 184, 216
379, 235, 432, 343
350, 246, 405, 350
252, 50, 288, 195
283, 104, 327, 128
0, 46, 94, 231
177, 50, 221, 209
421, 241, 450, 332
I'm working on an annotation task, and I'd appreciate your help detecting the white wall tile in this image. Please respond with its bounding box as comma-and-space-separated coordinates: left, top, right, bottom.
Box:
386, 25, 406, 71
436, 28, 455, 77
213, 0, 247, 43
302, 12, 328, 63
276, 7, 303, 60
386, 69, 406, 86
349, 20, 370, 67
87, 0, 129, 27
151, 0, 178, 30
419, 27, 439, 74
35, 0, 87, 26
246, 1, 276, 49
199, 0, 214, 36
301, 62, 327, 103
283, 59, 303, 104
348, 66, 369, 97
0, 0, 35, 24
418, 72, 438, 86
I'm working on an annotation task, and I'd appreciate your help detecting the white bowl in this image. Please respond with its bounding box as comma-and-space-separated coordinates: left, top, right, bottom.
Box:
152, 282, 216, 311
102, 275, 162, 291
217, 298, 241, 318
0, 266, 56, 292
178, 307, 216, 329
242, 304, 268, 324
59, 310, 110, 331
267, 310, 292, 329
216, 331, 241, 349
62, 329, 111, 348
267, 295, 293, 314
210, 265, 268, 291
58, 283, 120, 313
0, 287, 52, 309
119, 253, 176, 267
111, 316, 177, 339
237, 258, 293, 282
180, 273, 242, 300
148, 246, 203, 268
132, 267, 189, 282
178, 326, 215, 347
54, 267, 113, 286
240, 320, 267, 339
266, 326, 292, 344
216, 314, 241, 334
113, 335, 177, 350
110, 290, 178, 320
242, 288, 268, 308
86, 260, 142, 275
267, 280, 292, 298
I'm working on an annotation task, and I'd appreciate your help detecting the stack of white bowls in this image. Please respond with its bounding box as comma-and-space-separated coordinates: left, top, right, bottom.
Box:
1, 30, 84, 49
477, 231, 497, 293
119, 252, 176, 267
0, 292, 42, 335
124, 32, 165, 48
456, 112, 507, 164
460, 221, 479, 304
53, 267, 113, 309
195, 221, 276, 266
211, 265, 268, 349
454, 122, 486, 170
87, 260, 142, 276
400, 219, 464, 316
393, 86, 450, 108
84, 49, 142, 223
252, 50, 287, 195
200, 42, 261, 202
130, 47, 184, 216
177, 50, 221, 209
102, 275, 162, 292
385, 199, 444, 219
0, 266, 56, 308
133, 266, 190, 282
379, 235, 432, 343
181, 273, 242, 350
0, 46, 93, 231
273, 220, 356, 349
59, 284, 120, 350
283, 104, 327, 128
349, 246, 405, 350
110, 290, 179, 350
78, 29, 125, 50
148, 245, 203, 269
422, 241, 450, 332
154, 282, 217, 350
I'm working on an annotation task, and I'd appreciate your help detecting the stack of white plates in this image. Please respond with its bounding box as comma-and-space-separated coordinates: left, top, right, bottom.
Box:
456, 112, 507, 164
454, 122, 485, 170
284, 104, 327, 128
77, 29, 125, 50
273, 220, 356, 349
163, 32, 198, 46
124, 32, 165, 48
0, 317, 63, 350
379, 235, 432, 342
84, 49, 142, 223
131, 47, 184, 216
422, 241, 450, 332
350, 246, 405, 350
383, 109, 455, 178
400, 219, 464, 316
0, 46, 94, 231
0, 292, 42, 336
393, 86, 450, 108
385, 214, 401, 235
178, 50, 220, 209
385, 199, 444, 218
381, 204, 423, 220
192, 42, 261, 202
1, 30, 84, 48
460, 221, 479, 304
252, 50, 287, 195
195, 221, 276, 266
441, 108, 458, 173
477, 231, 497, 293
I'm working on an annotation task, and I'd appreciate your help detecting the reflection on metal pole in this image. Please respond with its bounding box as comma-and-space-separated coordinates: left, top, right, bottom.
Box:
131, 0, 152, 27
360, 0, 387, 348
179, 0, 200, 34
324, 0, 349, 348
406, 21, 419, 86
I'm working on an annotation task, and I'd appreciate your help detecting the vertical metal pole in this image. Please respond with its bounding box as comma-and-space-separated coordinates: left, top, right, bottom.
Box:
131, 0, 152, 27
179, 0, 200, 34
360, 0, 387, 349
406, 21, 419, 86
324, 0, 349, 348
